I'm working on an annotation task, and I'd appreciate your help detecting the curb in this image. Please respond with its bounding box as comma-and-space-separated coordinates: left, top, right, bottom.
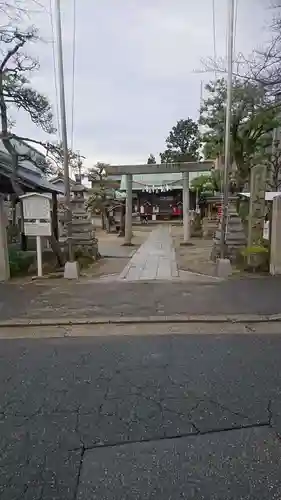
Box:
0, 314, 281, 328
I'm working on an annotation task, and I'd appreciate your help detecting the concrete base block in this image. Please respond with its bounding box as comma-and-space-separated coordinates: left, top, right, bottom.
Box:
216, 258, 232, 278
64, 261, 80, 280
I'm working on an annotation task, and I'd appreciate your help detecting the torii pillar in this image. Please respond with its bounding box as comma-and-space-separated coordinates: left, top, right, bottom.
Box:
124, 174, 133, 245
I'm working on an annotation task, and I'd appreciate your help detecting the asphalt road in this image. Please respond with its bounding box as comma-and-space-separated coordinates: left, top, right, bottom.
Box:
2, 331, 281, 499
1, 277, 281, 321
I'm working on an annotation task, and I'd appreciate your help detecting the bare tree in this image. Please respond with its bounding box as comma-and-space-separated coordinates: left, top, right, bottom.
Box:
0, 25, 67, 262
0, 0, 44, 19
0, 27, 55, 177
44, 142, 86, 178
201, 3, 281, 98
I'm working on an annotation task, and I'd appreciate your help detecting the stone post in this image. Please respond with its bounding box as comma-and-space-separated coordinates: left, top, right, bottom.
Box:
124, 173, 133, 245
0, 196, 10, 281
247, 165, 267, 249
270, 195, 281, 275
182, 171, 191, 245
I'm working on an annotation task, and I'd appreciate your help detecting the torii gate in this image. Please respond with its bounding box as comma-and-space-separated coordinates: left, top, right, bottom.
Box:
106, 161, 214, 245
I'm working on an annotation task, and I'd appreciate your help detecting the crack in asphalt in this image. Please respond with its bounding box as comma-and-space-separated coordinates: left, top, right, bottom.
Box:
71, 420, 273, 499
73, 446, 85, 500
70, 396, 278, 498
1, 395, 280, 500
268, 399, 273, 427
1, 358, 280, 500
245, 324, 256, 332
79, 420, 270, 452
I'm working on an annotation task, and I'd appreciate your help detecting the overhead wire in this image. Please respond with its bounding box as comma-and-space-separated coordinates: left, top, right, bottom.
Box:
221, 0, 231, 194
49, 0, 61, 141
212, 0, 217, 79
233, 0, 239, 67
70, 0, 77, 150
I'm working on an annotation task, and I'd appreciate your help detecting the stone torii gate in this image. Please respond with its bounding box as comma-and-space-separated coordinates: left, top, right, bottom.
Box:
106, 161, 213, 245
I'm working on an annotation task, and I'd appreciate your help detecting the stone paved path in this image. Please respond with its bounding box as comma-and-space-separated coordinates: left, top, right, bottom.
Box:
119, 226, 178, 281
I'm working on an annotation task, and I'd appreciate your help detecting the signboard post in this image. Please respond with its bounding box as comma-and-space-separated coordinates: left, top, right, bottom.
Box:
20, 193, 52, 277
36, 227, 43, 277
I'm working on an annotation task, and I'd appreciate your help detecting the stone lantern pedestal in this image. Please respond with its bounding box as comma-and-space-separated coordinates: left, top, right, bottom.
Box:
61, 180, 99, 259
211, 196, 246, 263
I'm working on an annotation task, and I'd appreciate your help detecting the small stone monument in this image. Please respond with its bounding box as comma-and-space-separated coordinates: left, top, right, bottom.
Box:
62, 178, 99, 259
246, 164, 267, 268
247, 165, 267, 247
211, 197, 246, 263
270, 195, 281, 275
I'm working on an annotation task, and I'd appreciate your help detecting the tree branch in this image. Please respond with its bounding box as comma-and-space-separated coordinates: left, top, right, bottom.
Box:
0, 36, 25, 71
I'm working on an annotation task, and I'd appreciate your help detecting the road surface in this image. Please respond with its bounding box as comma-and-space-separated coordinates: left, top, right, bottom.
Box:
1, 326, 281, 498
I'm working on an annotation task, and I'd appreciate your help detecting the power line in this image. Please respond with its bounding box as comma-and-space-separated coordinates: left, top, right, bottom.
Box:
70, 0, 77, 150
212, 0, 217, 78
233, 0, 239, 59
49, 0, 61, 141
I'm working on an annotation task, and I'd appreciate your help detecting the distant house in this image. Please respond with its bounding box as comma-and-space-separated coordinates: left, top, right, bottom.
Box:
50, 174, 75, 198
106, 174, 122, 190
0, 138, 63, 195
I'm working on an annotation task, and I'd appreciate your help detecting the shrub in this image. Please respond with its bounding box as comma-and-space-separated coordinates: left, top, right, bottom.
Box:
8, 249, 34, 277
240, 245, 269, 272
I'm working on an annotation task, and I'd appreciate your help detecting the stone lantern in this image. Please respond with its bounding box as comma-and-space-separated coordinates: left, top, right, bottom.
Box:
62, 178, 99, 259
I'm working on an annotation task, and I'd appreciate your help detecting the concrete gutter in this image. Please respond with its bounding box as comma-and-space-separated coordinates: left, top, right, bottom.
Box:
0, 313, 281, 328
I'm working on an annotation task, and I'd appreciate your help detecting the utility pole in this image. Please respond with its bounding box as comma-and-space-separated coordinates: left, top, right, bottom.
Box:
219, 0, 235, 260
55, 0, 73, 261
55, 0, 79, 277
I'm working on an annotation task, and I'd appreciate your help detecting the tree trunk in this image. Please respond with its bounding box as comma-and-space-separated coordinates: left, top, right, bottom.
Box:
47, 234, 65, 267
101, 210, 106, 230
52, 193, 59, 241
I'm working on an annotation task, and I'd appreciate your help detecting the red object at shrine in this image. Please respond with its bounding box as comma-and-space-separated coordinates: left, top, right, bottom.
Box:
217, 205, 222, 218
172, 206, 182, 216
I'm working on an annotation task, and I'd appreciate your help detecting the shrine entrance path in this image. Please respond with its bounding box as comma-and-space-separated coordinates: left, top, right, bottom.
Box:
119, 226, 178, 281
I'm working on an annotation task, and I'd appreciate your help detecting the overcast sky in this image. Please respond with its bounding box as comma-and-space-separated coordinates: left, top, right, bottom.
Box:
11, 0, 273, 167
